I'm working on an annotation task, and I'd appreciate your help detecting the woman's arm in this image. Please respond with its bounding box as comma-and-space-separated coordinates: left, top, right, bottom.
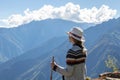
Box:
55, 64, 74, 77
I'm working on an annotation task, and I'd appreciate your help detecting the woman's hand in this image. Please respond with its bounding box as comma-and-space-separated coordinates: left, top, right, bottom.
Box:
51, 61, 55, 69
51, 61, 57, 71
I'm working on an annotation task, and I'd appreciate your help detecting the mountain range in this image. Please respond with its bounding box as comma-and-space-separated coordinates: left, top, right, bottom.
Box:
86, 18, 120, 77
0, 19, 93, 63
0, 17, 120, 80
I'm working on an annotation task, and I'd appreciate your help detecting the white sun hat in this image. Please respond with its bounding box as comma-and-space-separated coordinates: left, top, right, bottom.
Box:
67, 27, 85, 42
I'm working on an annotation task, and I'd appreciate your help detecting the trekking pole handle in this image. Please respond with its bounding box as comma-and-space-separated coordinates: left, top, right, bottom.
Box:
52, 56, 54, 64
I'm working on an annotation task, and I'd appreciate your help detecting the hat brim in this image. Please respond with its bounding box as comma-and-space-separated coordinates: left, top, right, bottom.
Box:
67, 32, 85, 42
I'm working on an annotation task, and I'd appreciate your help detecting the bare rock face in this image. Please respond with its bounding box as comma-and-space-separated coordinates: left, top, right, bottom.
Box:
99, 72, 120, 80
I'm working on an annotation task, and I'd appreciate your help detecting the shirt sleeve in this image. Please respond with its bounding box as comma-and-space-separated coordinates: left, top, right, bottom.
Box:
55, 64, 74, 77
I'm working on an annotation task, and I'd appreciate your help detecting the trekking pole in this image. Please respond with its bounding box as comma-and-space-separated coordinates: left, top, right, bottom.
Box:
50, 56, 54, 80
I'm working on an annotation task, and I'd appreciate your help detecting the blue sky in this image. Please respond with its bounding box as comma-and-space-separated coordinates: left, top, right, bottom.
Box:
0, 0, 119, 28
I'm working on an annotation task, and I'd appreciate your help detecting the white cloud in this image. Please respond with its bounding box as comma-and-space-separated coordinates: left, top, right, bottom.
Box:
0, 2, 117, 28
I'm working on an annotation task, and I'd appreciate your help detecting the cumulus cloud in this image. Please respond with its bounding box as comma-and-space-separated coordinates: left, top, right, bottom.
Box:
0, 2, 117, 28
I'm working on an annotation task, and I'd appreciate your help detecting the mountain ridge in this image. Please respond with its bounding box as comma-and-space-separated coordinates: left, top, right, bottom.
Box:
0, 19, 93, 62
86, 19, 120, 77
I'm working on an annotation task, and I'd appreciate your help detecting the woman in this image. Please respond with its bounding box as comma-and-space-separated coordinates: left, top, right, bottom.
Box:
51, 27, 87, 80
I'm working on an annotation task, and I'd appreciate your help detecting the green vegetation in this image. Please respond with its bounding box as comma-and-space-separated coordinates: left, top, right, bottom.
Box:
86, 76, 91, 80
105, 55, 118, 72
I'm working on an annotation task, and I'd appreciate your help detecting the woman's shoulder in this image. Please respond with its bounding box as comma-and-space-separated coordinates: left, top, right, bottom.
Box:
71, 45, 82, 51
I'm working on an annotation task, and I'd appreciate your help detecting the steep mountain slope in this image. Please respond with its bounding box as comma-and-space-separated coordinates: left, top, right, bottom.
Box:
0, 29, 24, 61
86, 19, 120, 78
84, 18, 120, 49
0, 19, 93, 62
0, 36, 71, 80
16, 39, 71, 80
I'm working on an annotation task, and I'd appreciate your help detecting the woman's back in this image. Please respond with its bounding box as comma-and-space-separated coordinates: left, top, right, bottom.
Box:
65, 44, 86, 80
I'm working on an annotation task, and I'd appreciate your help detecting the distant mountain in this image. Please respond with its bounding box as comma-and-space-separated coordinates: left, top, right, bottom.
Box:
0, 19, 93, 62
84, 18, 119, 49
0, 36, 71, 80
86, 22, 120, 78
